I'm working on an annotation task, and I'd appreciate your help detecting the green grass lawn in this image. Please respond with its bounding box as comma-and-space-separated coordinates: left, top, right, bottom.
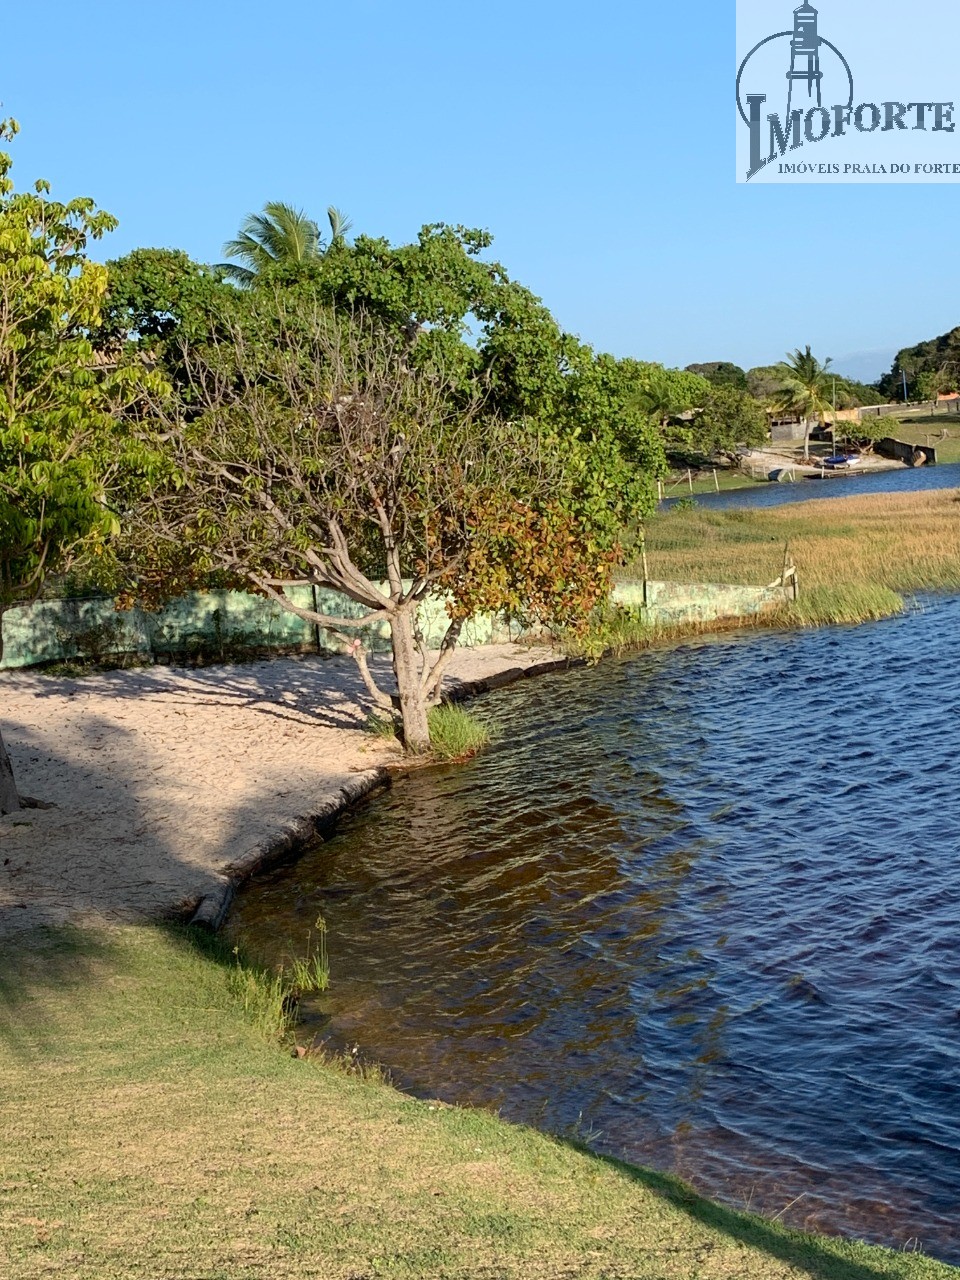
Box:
662, 468, 764, 497
878, 415, 960, 464
0, 924, 957, 1279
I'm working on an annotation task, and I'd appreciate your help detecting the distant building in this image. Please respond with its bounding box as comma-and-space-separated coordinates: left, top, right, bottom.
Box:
770, 417, 806, 443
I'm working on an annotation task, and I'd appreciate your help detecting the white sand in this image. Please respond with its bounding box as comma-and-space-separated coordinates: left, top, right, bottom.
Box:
0, 645, 558, 938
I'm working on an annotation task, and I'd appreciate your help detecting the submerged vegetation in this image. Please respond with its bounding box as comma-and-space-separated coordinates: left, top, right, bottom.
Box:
1, 924, 955, 1280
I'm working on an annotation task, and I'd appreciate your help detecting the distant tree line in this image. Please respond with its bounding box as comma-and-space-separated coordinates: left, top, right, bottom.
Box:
878, 326, 960, 402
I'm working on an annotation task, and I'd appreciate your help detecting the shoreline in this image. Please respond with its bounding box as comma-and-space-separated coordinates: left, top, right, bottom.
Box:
0, 644, 576, 939
3, 615, 960, 1275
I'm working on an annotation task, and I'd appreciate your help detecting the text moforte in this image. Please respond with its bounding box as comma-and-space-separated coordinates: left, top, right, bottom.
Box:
746, 95, 955, 180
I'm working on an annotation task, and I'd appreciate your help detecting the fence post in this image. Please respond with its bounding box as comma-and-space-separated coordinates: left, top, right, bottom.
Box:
311, 583, 323, 653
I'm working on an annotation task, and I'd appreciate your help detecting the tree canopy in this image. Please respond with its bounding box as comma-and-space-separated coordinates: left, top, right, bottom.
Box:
0, 120, 163, 809
219, 202, 353, 286
684, 361, 748, 392
121, 296, 636, 749
879, 325, 960, 402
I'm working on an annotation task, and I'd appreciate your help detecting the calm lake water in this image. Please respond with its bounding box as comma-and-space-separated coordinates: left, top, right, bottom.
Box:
231, 595, 960, 1261
666, 459, 960, 511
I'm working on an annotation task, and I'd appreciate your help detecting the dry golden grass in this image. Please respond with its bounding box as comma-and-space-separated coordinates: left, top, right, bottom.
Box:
1, 925, 956, 1279
635, 490, 960, 626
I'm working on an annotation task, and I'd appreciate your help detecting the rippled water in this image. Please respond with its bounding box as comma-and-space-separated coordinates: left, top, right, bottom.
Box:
231, 596, 960, 1261
665, 459, 960, 511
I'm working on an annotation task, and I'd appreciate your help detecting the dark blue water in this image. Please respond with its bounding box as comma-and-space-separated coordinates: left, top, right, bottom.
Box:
232, 596, 960, 1260
665, 460, 960, 511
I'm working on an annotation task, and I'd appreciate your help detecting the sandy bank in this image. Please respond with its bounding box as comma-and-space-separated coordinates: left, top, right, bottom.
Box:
0, 645, 561, 939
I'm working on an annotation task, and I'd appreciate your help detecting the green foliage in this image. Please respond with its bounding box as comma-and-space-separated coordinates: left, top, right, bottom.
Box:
746, 364, 789, 402
426, 704, 492, 760
832, 375, 880, 408
565, 603, 651, 660
365, 711, 399, 740
98, 247, 237, 353
684, 361, 748, 391
627, 362, 710, 426
0, 120, 165, 619
665, 383, 767, 463
774, 346, 833, 423
879, 324, 960, 401
285, 916, 329, 996
912, 369, 954, 402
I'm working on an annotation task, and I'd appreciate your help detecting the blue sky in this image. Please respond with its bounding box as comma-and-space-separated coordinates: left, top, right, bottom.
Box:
2, 0, 956, 380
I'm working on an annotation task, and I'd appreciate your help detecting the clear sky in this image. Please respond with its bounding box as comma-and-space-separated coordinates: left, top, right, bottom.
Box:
2, 0, 956, 380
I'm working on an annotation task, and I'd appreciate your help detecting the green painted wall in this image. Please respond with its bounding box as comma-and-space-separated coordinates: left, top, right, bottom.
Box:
0, 579, 791, 671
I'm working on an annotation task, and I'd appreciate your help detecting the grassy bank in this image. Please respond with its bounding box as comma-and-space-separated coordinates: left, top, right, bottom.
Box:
662, 467, 764, 497
1, 924, 956, 1279
632, 488, 960, 628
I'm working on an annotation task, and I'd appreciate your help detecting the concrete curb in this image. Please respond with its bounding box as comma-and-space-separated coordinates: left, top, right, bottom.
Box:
189, 653, 581, 932
189, 768, 391, 931
444, 655, 585, 703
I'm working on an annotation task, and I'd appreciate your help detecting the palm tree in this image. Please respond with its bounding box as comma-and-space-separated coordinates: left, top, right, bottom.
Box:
220, 202, 352, 285
775, 346, 833, 459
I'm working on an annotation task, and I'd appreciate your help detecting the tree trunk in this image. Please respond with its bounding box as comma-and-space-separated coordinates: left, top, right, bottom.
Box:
803, 418, 812, 460
390, 607, 432, 753
0, 726, 21, 815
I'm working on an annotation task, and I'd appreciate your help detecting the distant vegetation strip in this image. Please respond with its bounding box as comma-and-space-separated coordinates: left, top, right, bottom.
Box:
635, 489, 960, 630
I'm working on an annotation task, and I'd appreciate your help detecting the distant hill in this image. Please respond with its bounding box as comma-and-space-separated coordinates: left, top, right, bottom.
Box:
830, 349, 894, 386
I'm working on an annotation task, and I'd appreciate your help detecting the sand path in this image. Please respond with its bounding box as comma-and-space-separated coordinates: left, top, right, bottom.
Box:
0, 645, 559, 938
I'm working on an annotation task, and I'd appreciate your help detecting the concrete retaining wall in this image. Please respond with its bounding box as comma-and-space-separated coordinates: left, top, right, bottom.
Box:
1, 577, 794, 671
613, 579, 792, 624
0, 586, 526, 671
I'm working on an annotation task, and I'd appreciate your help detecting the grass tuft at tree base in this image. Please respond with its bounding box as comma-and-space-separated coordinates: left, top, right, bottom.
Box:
427, 703, 492, 761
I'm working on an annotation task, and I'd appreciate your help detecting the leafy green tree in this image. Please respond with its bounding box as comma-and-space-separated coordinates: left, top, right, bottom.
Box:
219, 202, 352, 285
914, 369, 951, 403
670, 384, 767, 461
775, 346, 834, 458
880, 327, 960, 402
123, 300, 632, 752
684, 361, 748, 391
0, 121, 163, 811
98, 248, 236, 351
629, 364, 710, 429
746, 365, 790, 403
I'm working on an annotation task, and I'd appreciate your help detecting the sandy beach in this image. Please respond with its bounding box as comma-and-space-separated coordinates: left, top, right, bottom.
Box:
0, 645, 559, 938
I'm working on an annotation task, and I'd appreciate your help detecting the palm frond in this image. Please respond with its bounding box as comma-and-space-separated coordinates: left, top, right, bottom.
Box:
222, 202, 322, 279
326, 205, 353, 245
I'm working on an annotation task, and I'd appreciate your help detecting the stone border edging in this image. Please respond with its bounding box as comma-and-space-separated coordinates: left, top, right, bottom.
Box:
189, 768, 391, 930
189, 653, 583, 932
443, 655, 584, 703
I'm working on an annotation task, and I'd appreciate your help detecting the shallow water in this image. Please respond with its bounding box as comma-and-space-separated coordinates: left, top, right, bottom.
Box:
665, 459, 960, 511
231, 596, 960, 1261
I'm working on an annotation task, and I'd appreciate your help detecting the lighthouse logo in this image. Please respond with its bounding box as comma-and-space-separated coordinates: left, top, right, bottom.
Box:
736, 1, 960, 184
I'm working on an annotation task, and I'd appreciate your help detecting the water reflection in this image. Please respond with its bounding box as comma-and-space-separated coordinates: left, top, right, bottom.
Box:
230, 596, 960, 1263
